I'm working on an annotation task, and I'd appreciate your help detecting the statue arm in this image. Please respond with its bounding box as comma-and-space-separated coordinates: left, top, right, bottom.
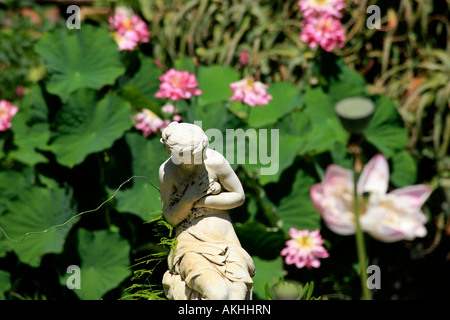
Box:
194, 161, 245, 210
159, 163, 192, 226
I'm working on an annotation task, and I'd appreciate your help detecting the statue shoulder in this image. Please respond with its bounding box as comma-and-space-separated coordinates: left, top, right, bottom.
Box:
159, 158, 177, 182
204, 149, 234, 176
205, 149, 228, 166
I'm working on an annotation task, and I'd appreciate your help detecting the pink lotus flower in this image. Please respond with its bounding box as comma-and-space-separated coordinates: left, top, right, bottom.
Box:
300, 15, 346, 52
129, 15, 150, 42
112, 30, 140, 51
298, 0, 346, 20
310, 154, 432, 242
229, 77, 272, 107
0, 99, 19, 131
135, 108, 166, 137
281, 228, 329, 269
154, 69, 202, 101
358, 155, 432, 242
109, 8, 150, 51
310, 164, 357, 235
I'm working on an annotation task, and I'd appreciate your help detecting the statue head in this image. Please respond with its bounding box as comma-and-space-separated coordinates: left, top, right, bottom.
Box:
160, 121, 209, 165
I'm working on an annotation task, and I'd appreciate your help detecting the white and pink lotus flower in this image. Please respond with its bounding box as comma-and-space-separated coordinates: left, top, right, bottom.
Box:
310, 154, 432, 243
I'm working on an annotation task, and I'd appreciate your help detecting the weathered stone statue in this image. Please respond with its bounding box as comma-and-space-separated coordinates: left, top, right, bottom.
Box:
159, 121, 255, 300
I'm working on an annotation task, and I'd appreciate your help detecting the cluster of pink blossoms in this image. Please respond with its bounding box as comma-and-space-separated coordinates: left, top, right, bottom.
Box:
298, 0, 346, 52
135, 68, 201, 137
109, 7, 150, 51
136, 68, 272, 137
135, 103, 181, 137
0, 99, 19, 131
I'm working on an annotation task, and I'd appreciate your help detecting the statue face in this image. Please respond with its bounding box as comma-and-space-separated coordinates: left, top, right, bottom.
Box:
170, 147, 205, 165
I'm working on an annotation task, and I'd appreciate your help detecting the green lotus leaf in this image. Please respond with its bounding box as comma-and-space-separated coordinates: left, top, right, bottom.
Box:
302, 86, 349, 153
239, 109, 312, 185
365, 95, 408, 158
328, 63, 369, 102
197, 65, 239, 107
234, 220, 286, 260
247, 82, 301, 128
118, 55, 163, 117
34, 24, 125, 101
390, 150, 418, 187
0, 270, 11, 300
48, 89, 132, 168
130, 56, 164, 104
72, 229, 131, 300
174, 57, 196, 74
0, 186, 78, 267
240, 130, 305, 186
0, 170, 32, 214
9, 84, 50, 166
185, 100, 241, 133
277, 168, 321, 232
113, 133, 167, 221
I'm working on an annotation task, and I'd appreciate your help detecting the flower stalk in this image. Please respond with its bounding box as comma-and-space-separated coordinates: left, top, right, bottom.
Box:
349, 138, 372, 300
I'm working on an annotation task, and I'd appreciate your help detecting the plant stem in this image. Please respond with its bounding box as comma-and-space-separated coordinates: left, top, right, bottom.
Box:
352, 151, 372, 300
353, 178, 371, 300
